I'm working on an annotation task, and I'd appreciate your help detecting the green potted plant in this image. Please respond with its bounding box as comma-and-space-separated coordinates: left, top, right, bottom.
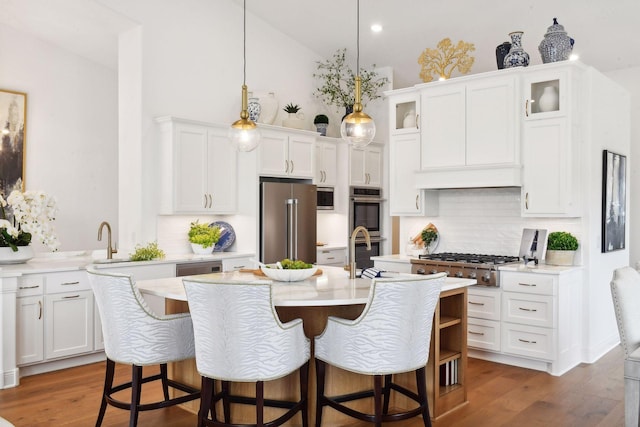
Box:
313, 48, 389, 116
314, 114, 329, 136
188, 220, 221, 254
545, 231, 578, 266
421, 227, 439, 255
282, 103, 304, 129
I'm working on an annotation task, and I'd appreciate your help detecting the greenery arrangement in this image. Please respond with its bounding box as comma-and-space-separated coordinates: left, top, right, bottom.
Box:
547, 231, 579, 251
265, 258, 313, 269
313, 48, 388, 110
421, 228, 439, 249
314, 114, 329, 124
0, 189, 60, 252
130, 241, 165, 261
283, 103, 301, 113
188, 220, 221, 249
418, 38, 475, 83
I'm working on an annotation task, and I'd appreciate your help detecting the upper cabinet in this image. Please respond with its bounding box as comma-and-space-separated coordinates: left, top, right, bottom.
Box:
350, 144, 382, 187
388, 90, 420, 136
521, 66, 579, 217
416, 74, 522, 188
315, 138, 337, 186
258, 128, 315, 179
156, 117, 238, 215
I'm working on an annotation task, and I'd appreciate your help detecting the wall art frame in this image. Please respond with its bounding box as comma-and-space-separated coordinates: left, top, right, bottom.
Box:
0, 89, 27, 197
602, 149, 626, 253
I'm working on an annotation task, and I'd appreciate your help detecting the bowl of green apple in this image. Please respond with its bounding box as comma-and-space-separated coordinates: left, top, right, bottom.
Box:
260, 259, 318, 282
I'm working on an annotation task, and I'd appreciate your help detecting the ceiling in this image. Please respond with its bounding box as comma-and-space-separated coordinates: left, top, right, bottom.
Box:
1, 0, 639, 89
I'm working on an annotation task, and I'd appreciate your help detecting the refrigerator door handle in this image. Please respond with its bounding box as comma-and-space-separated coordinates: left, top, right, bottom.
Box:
286, 198, 298, 260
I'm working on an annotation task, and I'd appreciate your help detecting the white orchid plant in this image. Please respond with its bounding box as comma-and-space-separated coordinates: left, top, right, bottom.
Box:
0, 190, 60, 252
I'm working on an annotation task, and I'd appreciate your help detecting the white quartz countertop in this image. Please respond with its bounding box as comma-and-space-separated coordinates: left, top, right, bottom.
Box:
0, 251, 255, 276
136, 265, 476, 307
498, 262, 583, 274
370, 254, 415, 263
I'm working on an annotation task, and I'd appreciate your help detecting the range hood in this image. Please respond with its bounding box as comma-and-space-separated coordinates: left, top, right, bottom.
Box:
414, 164, 522, 189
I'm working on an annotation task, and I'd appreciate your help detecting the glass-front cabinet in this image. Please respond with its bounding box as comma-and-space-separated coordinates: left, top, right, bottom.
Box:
523, 69, 568, 120
387, 89, 420, 135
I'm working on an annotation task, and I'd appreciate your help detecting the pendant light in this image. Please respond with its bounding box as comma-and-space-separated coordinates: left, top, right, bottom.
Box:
340, 0, 376, 147
229, 0, 261, 152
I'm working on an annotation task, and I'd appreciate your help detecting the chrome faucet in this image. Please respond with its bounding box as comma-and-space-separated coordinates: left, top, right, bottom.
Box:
349, 226, 371, 279
97, 221, 117, 260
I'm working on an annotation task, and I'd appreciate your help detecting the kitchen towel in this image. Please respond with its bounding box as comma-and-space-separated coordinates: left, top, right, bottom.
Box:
361, 267, 385, 279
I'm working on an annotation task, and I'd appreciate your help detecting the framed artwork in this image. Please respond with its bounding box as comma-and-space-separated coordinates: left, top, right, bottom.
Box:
0, 89, 27, 197
602, 150, 627, 252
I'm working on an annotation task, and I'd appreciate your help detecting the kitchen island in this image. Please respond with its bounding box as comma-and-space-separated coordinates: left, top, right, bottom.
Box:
136, 266, 476, 424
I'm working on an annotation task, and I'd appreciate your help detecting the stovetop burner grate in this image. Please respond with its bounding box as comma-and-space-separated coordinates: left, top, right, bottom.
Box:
418, 252, 520, 265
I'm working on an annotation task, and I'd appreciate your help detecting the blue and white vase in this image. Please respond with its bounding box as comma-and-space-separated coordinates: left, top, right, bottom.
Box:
539, 18, 574, 63
247, 95, 261, 122
503, 31, 530, 68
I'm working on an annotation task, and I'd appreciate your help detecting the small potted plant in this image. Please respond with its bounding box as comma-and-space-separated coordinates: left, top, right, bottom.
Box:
314, 114, 329, 136
421, 227, 439, 255
282, 103, 304, 129
188, 220, 221, 254
545, 231, 578, 266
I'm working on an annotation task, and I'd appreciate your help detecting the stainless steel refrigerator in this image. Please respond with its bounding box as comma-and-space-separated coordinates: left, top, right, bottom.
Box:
260, 180, 317, 264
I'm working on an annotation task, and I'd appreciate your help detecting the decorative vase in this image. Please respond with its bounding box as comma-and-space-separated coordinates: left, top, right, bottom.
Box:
495, 41, 512, 70
247, 95, 261, 122
342, 105, 353, 122
258, 92, 278, 124
545, 249, 575, 266
503, 31, 530, 68
0, 246, 34, 264
315, 123, 328, 136
538, 86, 559, 112
539, 18, 574, 63
403, 110, 416, 128
282, 112, 305, 130
191, 243, 214, 255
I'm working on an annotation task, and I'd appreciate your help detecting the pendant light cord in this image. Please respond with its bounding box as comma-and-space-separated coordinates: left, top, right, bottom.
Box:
356, 0, 360, 77
243, 0, 247, 86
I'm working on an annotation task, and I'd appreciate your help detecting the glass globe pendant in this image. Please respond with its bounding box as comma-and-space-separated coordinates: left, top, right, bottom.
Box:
340, 0, 376, 147
229, 0, 260, 152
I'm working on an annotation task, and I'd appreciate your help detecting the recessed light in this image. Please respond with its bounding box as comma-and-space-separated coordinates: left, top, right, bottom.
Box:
371, 23, 382, 33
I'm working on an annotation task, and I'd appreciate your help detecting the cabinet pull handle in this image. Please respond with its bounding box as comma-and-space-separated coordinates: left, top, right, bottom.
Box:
38, 300, 42, 320
203, 194, 208, 208
525, 99, 529, 117
19, 285, 40, 290
326, 257, 335, 260
208, 194, 213, 208
468, 301, 485, 306
518, 307, 537, 312
518, 282, 536, 287
415, 194, 419, 210
518, 338, 537, 344
61, 281, 80, 286
416, 114, 419, 129
285, 160, 289, 173
63, 295, 81, 299
290, 160, 294, 173
525, 192, 529, 210
469, 331, 484, 336
233, 265, 245, 269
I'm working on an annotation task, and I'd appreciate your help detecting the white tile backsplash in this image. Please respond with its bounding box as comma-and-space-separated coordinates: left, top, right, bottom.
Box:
401, 188, 581, 256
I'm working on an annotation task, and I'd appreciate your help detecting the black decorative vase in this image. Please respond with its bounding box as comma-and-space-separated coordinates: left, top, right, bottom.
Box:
342, 105, 353, 121
495, 41, 512, 70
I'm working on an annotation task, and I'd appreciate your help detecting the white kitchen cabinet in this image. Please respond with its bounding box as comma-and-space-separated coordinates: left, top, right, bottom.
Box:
259, 129, 315, 179
156, 117, 238, 214
45, 290, 94, 360
467, 286, 501, 352
349, 144, 382, 187
420, 75, 518, 169
314, 138, 337, 186
389, 133, 438, 216
387, 89, 420, 135
521, 66, 580, 217
222, 256, 254, 272
16, 295, 44, 365
316, 247, 346, 267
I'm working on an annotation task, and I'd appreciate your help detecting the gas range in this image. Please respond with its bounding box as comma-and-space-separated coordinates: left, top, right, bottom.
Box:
410, 252, 521, 286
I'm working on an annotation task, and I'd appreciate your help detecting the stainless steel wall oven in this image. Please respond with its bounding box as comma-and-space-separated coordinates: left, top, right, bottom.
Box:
349, 186, 384, 269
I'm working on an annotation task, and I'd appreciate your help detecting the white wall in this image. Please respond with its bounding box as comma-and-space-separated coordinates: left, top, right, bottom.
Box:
0, 24, 118, 252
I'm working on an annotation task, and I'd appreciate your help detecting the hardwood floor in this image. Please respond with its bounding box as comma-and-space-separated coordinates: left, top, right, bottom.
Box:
0, 347, 625, 426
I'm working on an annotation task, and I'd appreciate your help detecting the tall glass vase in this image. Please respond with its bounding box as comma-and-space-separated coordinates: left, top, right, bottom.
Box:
503, 31, 530, 68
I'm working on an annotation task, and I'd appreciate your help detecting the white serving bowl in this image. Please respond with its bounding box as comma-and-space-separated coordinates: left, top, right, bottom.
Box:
260, 265, 318, 282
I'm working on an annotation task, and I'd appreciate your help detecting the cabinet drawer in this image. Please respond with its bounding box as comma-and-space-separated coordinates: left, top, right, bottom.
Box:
502, 272, 555, 295
222, 257, 254, 272
45, 271, 90, 294
468, 318, 500, 351
317, 248, 346, 266
502, 292, 554, 328
467, 288, 500, 320
18, 275, 45, 297
502, 322, 555, 360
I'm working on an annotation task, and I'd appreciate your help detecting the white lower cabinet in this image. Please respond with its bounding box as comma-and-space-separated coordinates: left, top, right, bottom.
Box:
45, 290, 93, 359
16, 295, 44, 365
468, 268, 582, 376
